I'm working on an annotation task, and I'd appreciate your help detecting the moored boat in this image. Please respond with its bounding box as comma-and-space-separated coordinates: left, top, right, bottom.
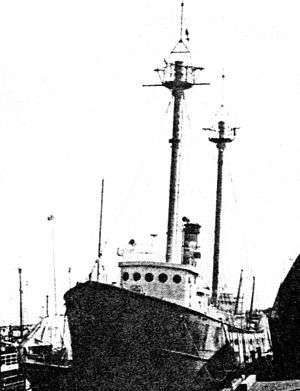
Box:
64, 2, 272, 390
20, 315, 72, 391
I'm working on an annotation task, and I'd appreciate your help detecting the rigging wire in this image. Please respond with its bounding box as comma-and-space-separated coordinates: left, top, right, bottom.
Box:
227, 156, 251, 270
182, 95, 192, 126
225, 153, 256, 308
165, 99, 172, 114
47, 215, 57, 316
221, 72, 225, 107
102, 101, 170, 251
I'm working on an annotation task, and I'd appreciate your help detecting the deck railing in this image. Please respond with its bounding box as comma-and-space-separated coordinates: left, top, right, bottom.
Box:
1, 352, 18, 368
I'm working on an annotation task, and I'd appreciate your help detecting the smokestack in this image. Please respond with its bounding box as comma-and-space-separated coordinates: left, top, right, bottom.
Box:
181, 219, 201, 266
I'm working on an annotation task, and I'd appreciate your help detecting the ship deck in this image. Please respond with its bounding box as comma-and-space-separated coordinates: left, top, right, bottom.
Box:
221, 375, 300, 391
251, 380, 300, 391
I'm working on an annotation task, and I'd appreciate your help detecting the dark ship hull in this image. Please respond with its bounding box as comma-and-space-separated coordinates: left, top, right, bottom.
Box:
269, 254, 300, 380
21, 361, 72, 391
64, 281, 263, 391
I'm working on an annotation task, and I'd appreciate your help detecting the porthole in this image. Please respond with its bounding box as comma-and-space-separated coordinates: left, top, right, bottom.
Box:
145, 273, 154, 282
133, 272, 141, 281
158, 273, 168, 283
234, 338, 239, 345
122, 272, 129, 281
173, 274, 182, 284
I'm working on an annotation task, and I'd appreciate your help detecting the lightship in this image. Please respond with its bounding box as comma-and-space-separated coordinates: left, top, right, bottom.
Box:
64, 3, 272, 390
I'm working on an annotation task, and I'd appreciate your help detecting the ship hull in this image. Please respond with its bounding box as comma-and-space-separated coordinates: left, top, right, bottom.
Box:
21, 362, 72, 391
269, 254, 300, 379
65, 282, 238, 391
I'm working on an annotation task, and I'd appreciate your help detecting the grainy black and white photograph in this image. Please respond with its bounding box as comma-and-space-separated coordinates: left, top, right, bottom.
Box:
0, 0, 299, 390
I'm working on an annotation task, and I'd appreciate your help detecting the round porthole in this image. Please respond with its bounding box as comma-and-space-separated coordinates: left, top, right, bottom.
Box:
133, 272, 141, 281
158, 273, 168, 283
173, 274, 182, 284
122, 272, 129, 281
145, 273, 154, 282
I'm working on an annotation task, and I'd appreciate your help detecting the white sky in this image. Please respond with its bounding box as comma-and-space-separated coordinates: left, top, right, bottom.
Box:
0, 0, 300, 324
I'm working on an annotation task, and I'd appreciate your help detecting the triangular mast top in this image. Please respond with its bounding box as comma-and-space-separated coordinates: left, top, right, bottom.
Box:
170, 1, 191, 57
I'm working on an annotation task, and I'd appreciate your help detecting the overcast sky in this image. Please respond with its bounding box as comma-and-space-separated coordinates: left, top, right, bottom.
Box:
0, 0, 299, 324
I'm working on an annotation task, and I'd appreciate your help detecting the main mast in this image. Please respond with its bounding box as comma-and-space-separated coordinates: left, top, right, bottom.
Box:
165, 60, 192, 263
144, 1, 208, 263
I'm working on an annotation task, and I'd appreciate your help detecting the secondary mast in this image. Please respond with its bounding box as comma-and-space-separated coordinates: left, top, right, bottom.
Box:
205, 96, 237, 305
144, 1, 208, 263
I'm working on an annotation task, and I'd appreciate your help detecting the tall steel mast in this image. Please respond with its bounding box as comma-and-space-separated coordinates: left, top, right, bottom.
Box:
205, 109, 237, 305
46, 294, 49, 317
234, 269, 243, 315
249, 276, 256, 316
144, 1, 209, 263
97, 179, 104, 281
18, 268, 23, 339
165, 61, 194, 263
